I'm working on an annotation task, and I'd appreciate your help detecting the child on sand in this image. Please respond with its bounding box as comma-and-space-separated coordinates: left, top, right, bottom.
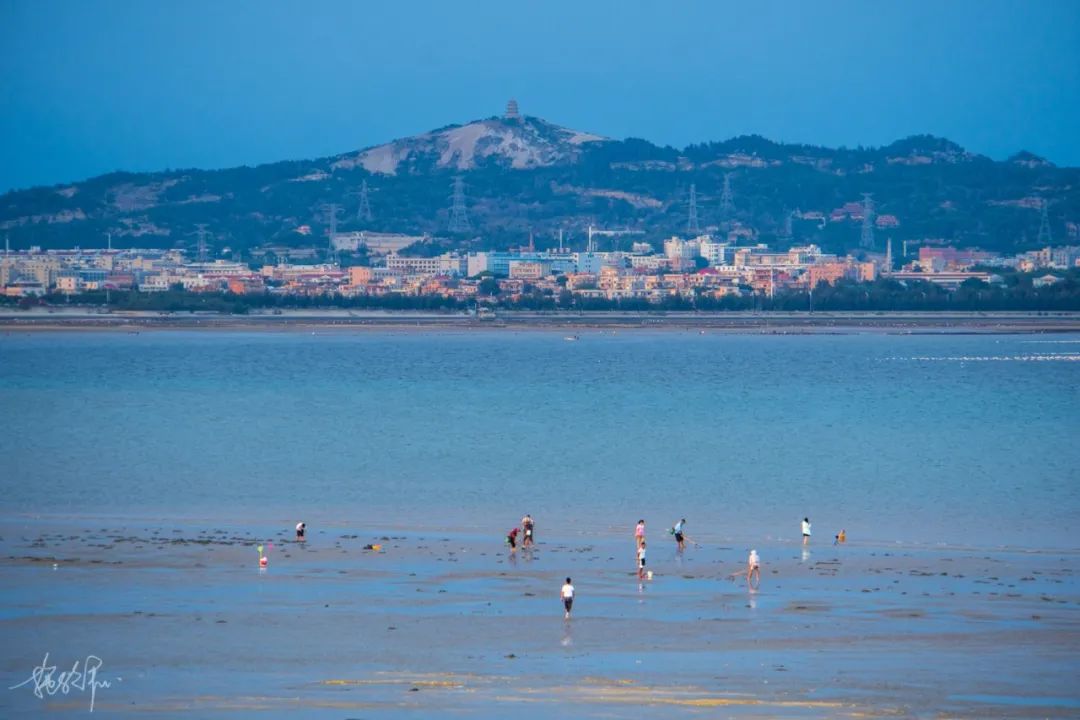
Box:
295, 522, 305, 541
802, 517, 811, 545
635, 519, 645, 549
561, 577, 574, 619
637, 541, 647, 580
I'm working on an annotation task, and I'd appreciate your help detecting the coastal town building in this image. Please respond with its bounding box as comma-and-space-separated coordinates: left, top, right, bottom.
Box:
887, 271, 999, 289
917, 246, 1000, 271
1033, 274, 1064, 288
330, 231, 427, 255
386, 253, 467, 277
0, 237, 1072, 303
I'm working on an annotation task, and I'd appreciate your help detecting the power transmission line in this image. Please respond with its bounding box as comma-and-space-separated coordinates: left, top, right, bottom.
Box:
860, 193, 875, 249
1037, 197, 1053, 246
352, 180, 373, 223
192, 224, 211, 262
322, 203, 341, 261
686, 184, 701, 235
448, 175, 471, 233
719, 173, 735, 224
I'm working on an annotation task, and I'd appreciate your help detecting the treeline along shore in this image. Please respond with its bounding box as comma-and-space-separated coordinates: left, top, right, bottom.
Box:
4, 269, 1080, 316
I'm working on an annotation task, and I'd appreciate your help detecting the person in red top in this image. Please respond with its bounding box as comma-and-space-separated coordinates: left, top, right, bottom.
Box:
506, 527, 519, 553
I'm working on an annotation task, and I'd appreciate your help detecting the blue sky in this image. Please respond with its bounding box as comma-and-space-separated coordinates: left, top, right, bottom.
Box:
1, 0, 1078, 192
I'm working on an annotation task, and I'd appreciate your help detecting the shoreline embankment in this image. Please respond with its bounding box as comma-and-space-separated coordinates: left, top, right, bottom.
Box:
2, 309, 1079, 334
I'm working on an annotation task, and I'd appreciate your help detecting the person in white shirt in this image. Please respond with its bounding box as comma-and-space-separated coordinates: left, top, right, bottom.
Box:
802, 517, 811, 545
637, 541, 647, 580
521, 514, 534, 548
673, 518, 686, 551
747, 549, 761, 586
561, 578, 575, 619
295, 522, 305, 541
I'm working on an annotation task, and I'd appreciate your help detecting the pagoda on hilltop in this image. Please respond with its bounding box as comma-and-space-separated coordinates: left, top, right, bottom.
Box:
504, 98, 520, 120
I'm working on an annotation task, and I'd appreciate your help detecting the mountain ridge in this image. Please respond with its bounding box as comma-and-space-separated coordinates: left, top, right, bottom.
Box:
1, 111, 1077, 256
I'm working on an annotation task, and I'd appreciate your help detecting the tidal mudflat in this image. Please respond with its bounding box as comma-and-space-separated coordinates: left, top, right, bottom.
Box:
1, 517, 1076, 718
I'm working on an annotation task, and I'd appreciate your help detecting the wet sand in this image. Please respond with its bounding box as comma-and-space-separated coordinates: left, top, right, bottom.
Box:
1, 516, 1077, 718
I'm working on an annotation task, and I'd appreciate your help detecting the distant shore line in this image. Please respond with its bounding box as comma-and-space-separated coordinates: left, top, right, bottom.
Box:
2, 309, 1080, 334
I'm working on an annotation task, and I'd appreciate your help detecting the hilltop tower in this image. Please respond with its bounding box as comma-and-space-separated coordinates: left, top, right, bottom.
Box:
505, 99, 520, 120
448, 176, 472, 233
686, 184, 701, 235
860, 193, 875, 248
1037, 197, 1053, 246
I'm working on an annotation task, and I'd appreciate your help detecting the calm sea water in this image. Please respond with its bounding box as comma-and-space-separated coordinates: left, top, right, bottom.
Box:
1, 330, 1077, 549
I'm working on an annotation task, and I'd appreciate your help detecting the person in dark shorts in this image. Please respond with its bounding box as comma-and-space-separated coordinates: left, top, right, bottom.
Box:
561, 577, 574, 618
673, 518, 686, 551
506, 527, 519, 553
295, 522, 305, 541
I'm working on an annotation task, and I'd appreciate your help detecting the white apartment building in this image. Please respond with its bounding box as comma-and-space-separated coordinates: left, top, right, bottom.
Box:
628, 255, 671, 272
139, 274, 176, 292
1050, 245, 1080, 268
663, 237, 699, 271
184, 260, 250, 278
572, 252, 605, 274
699, 240, 734, 267
386, 253, 467, 277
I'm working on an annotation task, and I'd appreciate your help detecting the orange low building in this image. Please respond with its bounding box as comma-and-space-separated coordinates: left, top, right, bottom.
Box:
227, 276, 266, 294
806, 263, 850, 288
349, 266, 373, 286
806, 261, 876, 288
